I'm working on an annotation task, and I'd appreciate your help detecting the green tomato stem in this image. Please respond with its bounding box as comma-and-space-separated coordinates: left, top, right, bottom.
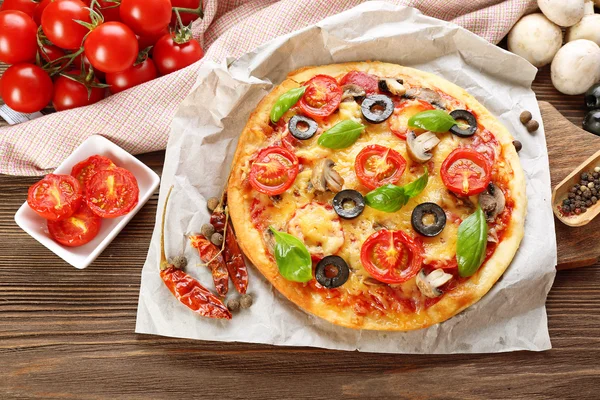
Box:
172, 5, 204, 19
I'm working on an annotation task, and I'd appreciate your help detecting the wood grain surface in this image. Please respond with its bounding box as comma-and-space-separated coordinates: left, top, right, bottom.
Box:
1, 66, 599, 399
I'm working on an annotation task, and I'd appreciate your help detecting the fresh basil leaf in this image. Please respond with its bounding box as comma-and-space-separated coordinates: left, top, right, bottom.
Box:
408, 110, 458, 133
270, 87, 306, 123
270, 227, 312, 282
364, 171, 429, 213
456, 206, 488, 278
318, 120, 365, 149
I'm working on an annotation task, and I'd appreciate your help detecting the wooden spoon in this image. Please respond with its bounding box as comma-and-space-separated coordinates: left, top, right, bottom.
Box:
552, 149, 600, 227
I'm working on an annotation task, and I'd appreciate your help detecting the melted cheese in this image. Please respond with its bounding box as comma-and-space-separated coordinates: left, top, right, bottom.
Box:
288, 202, 344, 256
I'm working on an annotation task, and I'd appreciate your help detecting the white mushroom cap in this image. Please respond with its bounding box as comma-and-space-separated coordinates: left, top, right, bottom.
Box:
551, 39, 600, 95
538, 0, 585, 27
566, 1, 600, 46
507, 14, 563, 68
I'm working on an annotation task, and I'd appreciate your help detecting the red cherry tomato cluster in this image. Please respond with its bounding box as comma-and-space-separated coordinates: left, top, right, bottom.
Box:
0, 0, 204, 114
27, 154, 140, 247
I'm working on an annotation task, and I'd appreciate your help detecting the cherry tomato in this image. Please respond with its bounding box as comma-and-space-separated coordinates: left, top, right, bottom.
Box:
170, 0, 201, 26
137, 27, 168, 50
48, 203, 102, 247
354, 145, 407, 190
0, 10, 37, 64
299, 75, 342, 119
0, 0, 37, 17
53, 72, 106, 111
1, 63, 53, 113
360, 229, 422, 284
153, 33, 204, 75
86, 167, 139, 218
39, 44, 66, 67
441, 148, 491, 196
84, 22, 138, 73
106, 58, 158, 94
119, 0, 171, 36
83, 0, 120, 22
389, 99, 435, 140
27, 174, 83, 221
339, 71, 378, 95
33, 0, 52, 25
249, 146, 299, 196
70, 154, 116, 189
41, 0, 90, 50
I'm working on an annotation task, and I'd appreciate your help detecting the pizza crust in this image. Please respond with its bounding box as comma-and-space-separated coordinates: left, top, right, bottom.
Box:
228, 62, 527, 331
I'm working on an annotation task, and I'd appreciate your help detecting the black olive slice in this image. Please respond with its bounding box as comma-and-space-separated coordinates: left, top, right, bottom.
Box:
449, 109, 477, 137
332, 190, 365, 219
361, 95, 394, 124
583, 109, 600, 136
288, 115, 318, 140
315, 255, 350, 289
411, 203, 447, 237
585, 83, 600, 110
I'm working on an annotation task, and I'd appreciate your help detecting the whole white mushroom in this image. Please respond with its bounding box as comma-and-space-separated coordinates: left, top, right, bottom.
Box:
507, 14, 563, 68
551, 39, 600, 95
538, 0, 585, 27
566, 1, 600, 46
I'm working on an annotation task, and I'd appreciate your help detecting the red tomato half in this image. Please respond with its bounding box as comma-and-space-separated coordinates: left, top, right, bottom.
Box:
0, 10, 37, 64
106, 58, 158, 94
0, 0, 37, 17
48, 203, 102, 247
354, 145, 407, 190
52, 72, 106, 111
249, 146, 299, 196
339, 71, 378, 95
299, 75, 342, 119
360, 229, 423, 284
1, 63, 53, 113
170, 0, 201, 26
441, 148, 491, 196
70, 155, 116, 189
27, 174, 83, 221
389, 99, 435, 140
41, 0, 91, 50
119, 0, 171, 36
84, 22, 139, 73
86, 167, 139, 218
153, 33, 204, 75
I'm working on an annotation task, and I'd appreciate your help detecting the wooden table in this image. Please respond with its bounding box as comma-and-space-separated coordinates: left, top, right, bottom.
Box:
1, 66, 598, 399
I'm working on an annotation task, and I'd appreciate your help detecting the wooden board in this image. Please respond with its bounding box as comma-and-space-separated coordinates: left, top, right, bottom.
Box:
540, 101, 600, 269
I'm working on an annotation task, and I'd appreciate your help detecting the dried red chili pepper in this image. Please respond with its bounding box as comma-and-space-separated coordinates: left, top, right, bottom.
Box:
210, 192, 227, 233
159, 186, 231, 320
223, 220, 249, 294
190, 234, 229, 296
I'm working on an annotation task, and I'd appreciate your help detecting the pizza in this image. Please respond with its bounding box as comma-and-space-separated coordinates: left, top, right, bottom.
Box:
227, 61, 526, 331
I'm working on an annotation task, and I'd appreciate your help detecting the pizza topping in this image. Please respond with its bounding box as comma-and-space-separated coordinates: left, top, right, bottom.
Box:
449, 109, 477, 138
389, 99, 436, 139
408, 109, 460, 133
360, 229, 423, 284
311, 158, 344, 193
341, 84, 366, 102
288, 115, 318, 140
456, 206, 488, 278
355, 145, 407, 189
406, 131, 440, 163
441, 148, 491, 196
405, 87, 446, 109
361, 94, 394, 124
315, 255, 350, 288
478, 183, 506, 222
270, 86, 306, 123
378, 78, 406, 96
270, 227, 313, 282
299, 74, 342, 119
318, 119, 365, 149
415, 268, 453, 298
340, 71, 379, 95
288, 202, 345, 258
249, 146, 299, 195
411, 203, 447, 237
332, 189, 365, 219
364, 170, 429, 213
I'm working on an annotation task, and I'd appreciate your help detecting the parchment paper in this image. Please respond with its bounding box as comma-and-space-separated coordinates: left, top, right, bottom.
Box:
136, 2, 557, 353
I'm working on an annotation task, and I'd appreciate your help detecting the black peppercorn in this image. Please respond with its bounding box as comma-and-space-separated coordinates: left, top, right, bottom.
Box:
577, 190, 582, 195
581, 207, 588, 213
593, 197, 598, 204
593, 172, 600, 179
570, 186, 578, 193
584, 191, 592, 199
575, 195, 582, 201
569, 192, 576, 199
582, 172, 589, 181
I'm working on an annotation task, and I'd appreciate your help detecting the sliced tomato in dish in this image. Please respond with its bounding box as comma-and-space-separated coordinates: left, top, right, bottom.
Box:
299, 74, 342, 119
389, 99, 435, 140
339, 71, 378, 95
27, 174, 83, 221
249, 146, 299, 196
441, 148, 491, 196
71, 155, 116, 189
48, 203, 102, 247
85, 167, 139, 218
360, 229, 423, 284
354, 145, 407, 190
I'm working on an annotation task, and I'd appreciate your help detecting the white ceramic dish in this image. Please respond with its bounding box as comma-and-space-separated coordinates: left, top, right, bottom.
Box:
14, 135, 160, 269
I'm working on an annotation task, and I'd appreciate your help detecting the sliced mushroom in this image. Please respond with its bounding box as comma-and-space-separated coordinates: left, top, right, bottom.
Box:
405, 87, 446, 109
416, 268, 453, 298
478, 183, 505, 222
406, 131, 441, 163
263, 229, 276, 254
378, 78, 406, 96
341, 84, 366, 102
311, 158, 344, 193
487, 226, 499, 243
